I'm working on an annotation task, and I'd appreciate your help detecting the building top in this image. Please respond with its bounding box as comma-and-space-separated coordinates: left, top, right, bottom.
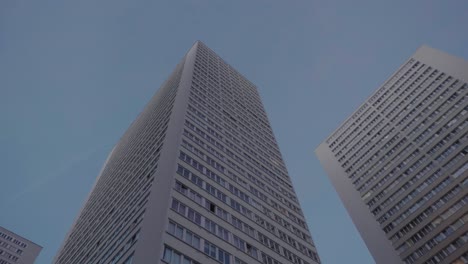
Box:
323, 45, 468, 146
414, 45, 468, 82
316, 45, 468, 263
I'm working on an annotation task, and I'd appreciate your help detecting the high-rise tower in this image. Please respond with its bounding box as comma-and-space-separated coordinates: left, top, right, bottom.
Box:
316, 46, 468, 264
55, 41, 321, 264
0, 226, 42, 264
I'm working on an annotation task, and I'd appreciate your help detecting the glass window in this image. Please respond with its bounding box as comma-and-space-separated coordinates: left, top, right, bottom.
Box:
175, 225, 183, 239
185, 231, 193, 244
204, 242, 216, 258
172, 251, 181, 264
163, 247, 172, 262
193, 236, 200, 249
123, 253, 134, 264
168, 222, 175, 234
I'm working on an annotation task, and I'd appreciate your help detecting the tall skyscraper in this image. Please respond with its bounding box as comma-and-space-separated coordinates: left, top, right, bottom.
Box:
316, 46, 468, 264
55, 41, 321, 264
0, 226, 42, 264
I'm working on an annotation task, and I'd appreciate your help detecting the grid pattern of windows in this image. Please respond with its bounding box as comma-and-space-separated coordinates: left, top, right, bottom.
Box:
0, 227, 41, 264
162, 245, 200, 264
319, 46, 468, 264
166, 42, 320, 264
55, 60, 185, 263
56, 41, 320, 264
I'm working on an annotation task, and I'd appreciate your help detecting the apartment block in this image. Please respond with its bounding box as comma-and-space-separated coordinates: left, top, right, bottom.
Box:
0, 226, 41, 264
55, 41, 321, 264
316, 46, 468, 264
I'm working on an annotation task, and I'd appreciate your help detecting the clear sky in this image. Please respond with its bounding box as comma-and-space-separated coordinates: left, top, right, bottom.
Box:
1, 1, 467, 263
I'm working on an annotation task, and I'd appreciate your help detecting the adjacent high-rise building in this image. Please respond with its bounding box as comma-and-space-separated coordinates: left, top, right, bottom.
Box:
0, 226, 42, 264
316, 45, 468, 264
54, 41, 321, 264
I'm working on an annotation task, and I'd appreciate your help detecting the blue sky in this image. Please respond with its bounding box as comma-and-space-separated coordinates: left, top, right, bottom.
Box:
1, 1, 467, 263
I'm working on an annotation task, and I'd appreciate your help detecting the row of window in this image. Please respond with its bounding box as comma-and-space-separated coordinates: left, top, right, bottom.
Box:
379, 176, 452, 225
59, 95, 167, 262
108, 230, 139, 264
373, 156, 428, 207
56, 64, 180, 263
189, 79, 283, 175
355, 138, 414, 192
327, 59, 417, 147
184, 114, 297, 201
192, 66, 289, 174
345, 74, 459, 177
177, 154, 310, 243
418, 109, 467, 153
369, 60, 417, 107
367, 130, 466, 211
358, 147, 419, 195
391, 195, 468, 244
189, 86, 279, 169
194, 49, 258, 99
185, 105, 292, 192
87, 173, 152, 264
194, 46, 262, 110
170, 198, 316, 264
425, 235, 468, 264
388, 67, 440, 125
185, 107, 295, 200
162, 245, 200, 264
174, 166, 316, 259
345, 72, 456, 188
403, 214, 468, 263
192, 44, 317, 263
0, 249, 18, 262
363, 125, 468, 204
395, 196, 468, 254
382, 67, 440, 120
341, 73, 463, 186
367, 157, 431, 209
186, 100, 291, 189
181, 137, 303, 220
344, 125, 396, 175
169, 201, 254, 264
404, 83, 465, 143
376, 172, 451, 223
0, 240, 23, 256
330, 60, 422, 153
179, 147, 307, 230
378, 63, 427, 115
94, 209, 146, 264
383, 185, 462, 234
333, 107, 375, 159
0, 232, 26, 249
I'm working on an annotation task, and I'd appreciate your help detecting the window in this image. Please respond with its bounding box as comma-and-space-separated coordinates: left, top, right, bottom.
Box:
175, 225, 183, 239
163, 247, 172, 262
162, 246, 200, 264
235, 258, 247, 264
204, 241, 216, 258
203, 240, 231, 264
168, 221, 201, 249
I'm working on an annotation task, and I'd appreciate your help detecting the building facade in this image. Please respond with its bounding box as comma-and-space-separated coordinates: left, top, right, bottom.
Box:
0, 226, 42, 264
54, 41, 321, 264
316, 46, 468, 264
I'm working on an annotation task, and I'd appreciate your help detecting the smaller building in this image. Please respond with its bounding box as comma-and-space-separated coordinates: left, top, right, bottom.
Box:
0, 226, 42, 264
316, 46, 468, 264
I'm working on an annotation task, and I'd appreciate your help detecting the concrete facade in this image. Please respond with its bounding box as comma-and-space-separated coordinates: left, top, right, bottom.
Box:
54, 41, 321, 264
0, 226, 41, 264
316, 46, 468, 264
